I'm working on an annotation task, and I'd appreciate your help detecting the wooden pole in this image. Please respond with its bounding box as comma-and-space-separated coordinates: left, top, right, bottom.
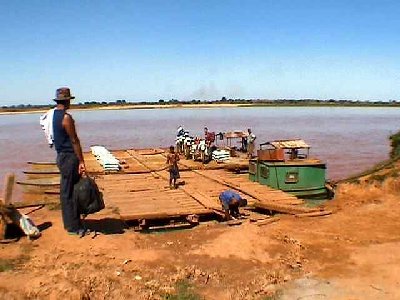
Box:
0, 173, 15, 240
2, 173, 15, 205
0, 214, 6, 240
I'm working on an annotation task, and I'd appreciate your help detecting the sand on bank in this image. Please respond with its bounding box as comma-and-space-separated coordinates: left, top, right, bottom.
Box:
1, 175, 400, 299
0, 103, 242, 116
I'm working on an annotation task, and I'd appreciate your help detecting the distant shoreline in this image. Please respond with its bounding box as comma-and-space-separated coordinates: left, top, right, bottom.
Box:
1, 102, 399, 116
0, 103, 241, 116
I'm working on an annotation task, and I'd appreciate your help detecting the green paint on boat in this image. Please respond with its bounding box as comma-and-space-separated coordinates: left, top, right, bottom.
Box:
249, 139, 331, 199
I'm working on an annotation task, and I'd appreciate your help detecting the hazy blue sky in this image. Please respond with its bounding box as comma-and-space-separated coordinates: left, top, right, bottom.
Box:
1, 0, 399, 105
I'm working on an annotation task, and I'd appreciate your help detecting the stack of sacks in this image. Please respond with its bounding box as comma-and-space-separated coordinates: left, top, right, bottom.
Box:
90, 146, 120, 171
212, 149, 230, 162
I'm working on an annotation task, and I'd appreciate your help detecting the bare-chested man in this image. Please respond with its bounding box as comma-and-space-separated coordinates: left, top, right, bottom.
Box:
166, 145, 180, 188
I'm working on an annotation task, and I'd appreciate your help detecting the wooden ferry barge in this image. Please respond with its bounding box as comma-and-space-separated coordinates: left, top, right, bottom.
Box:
17, 146, 329, 229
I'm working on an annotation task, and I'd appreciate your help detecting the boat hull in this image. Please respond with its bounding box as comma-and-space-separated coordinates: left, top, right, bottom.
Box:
249, 160, 330, 199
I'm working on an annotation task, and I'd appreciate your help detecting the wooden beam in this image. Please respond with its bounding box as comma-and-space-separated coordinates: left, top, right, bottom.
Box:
120, 209, 212, 221
0, 214, 6, 240
295, 210, 333, 218
256, 217, 280, 227
2, 173, 15, 205
254, 201, 318, 215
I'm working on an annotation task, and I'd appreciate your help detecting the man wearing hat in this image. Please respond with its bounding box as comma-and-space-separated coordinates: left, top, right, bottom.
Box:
52, 87, 86, 235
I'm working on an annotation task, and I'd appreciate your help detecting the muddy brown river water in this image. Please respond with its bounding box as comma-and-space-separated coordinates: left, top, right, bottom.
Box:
1, 106, 399, 193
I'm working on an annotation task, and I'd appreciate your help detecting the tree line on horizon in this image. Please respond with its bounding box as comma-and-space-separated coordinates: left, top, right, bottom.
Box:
1, 97, 399, 110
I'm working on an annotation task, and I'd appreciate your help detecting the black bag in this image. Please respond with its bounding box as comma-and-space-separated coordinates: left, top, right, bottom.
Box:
73, 176, 105, 215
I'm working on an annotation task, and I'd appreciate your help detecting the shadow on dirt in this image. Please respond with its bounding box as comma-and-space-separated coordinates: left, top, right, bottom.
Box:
37, 221, 52, 232
82, 218, 125, 234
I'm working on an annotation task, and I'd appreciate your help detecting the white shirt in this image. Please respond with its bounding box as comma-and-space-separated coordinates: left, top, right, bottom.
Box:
39, 108, 55, 147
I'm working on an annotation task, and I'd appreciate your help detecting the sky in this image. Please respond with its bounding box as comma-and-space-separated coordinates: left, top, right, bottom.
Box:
0, 0, 399, 105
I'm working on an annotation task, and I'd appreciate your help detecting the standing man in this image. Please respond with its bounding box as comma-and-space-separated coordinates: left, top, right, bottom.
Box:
166, 145, 180, 189
204, 127, 215, 146
204, 127, 209, 138
219, 190, 247, 221
52, 87, 86, 235
247, 128, 256, 158
204, 127, 209, 145
241, 133, 248, 152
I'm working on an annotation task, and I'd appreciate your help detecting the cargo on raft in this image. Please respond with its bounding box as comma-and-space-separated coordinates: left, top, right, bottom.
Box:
249, 139, 333, 199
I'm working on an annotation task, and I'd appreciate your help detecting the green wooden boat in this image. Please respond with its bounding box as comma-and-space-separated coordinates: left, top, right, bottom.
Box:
249, 139, 331, 199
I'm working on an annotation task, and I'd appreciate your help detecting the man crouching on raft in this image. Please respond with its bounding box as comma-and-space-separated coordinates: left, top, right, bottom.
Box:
219, 190, 247, 221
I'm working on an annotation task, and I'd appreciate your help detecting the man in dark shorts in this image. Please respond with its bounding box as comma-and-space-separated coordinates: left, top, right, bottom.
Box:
51, 87, 86, 235
219, 190, 247, 221
247, 128, 256, 158
166, 145, 180, 188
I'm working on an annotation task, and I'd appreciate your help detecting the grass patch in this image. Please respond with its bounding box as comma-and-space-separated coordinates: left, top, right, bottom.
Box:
0, 245, 32, 272
368, 174, 387, 183
261, 289, 283, 300
164, 280, 202, 300
390, 131, 400, 158
47, 202, 61, 210
347, 179, 360, 184
0, 258, 17, 272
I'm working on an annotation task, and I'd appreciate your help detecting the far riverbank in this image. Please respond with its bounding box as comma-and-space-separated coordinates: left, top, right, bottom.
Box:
1, 101, 400, 116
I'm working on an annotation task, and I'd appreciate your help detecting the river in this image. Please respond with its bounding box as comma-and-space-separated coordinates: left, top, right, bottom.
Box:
0, 106, 399, 192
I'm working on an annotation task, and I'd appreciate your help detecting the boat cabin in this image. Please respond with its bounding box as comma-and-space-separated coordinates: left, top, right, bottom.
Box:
249, 139, 329, 199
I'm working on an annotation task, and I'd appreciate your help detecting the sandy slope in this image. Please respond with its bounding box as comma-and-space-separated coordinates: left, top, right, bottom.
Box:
1, 176, 400, 299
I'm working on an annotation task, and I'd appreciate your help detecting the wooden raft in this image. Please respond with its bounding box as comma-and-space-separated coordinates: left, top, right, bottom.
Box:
96, 173, 212, 221
95, 168, 318, 222
20, 148, 324, 223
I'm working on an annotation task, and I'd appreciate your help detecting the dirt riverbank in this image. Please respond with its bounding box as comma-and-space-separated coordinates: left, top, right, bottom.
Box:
1, 173, 400, 299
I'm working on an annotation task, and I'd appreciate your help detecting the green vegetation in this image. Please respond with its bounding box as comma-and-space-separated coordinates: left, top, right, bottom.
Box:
0, 258, 17, 272
164, 280, 202, 300
47, 202, 61, 210
390, 130, 400, 158
261, 292, 283, 300
368, 174, 387, 183
0, 243, 33, 272
1, 98, 400, 114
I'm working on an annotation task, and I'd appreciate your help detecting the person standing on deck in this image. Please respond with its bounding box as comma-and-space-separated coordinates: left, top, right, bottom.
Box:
166, 145, 180, 189
204, 127, 209, 138
247, 128, 256, 158
241, 133, 248, 152
52, 87, 86, 235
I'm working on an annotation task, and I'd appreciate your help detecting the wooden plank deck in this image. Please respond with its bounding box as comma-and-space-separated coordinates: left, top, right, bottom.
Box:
21, 148, 323, 222
96, 173, 213, 221
95, 167, 318, 222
